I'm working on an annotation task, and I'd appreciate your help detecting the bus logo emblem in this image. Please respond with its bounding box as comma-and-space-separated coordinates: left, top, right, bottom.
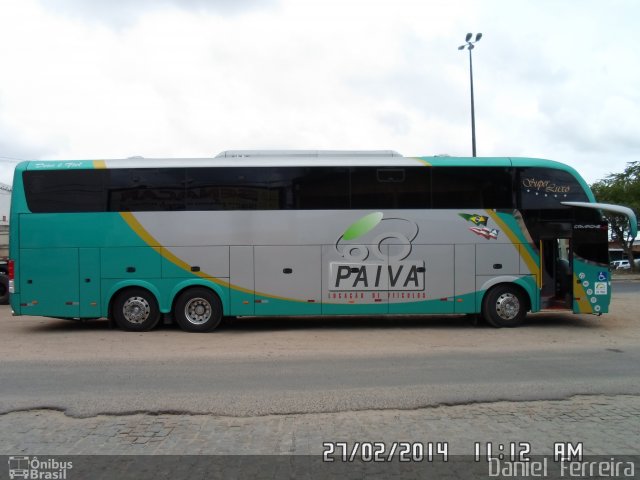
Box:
330, 213, 424, 291
8, 457, 29, 479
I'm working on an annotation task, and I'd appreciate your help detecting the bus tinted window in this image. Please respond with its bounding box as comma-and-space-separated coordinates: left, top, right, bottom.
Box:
518, 167, 588, 209
23, 170, 106, 213
295, 168, 350, 209
432, 167, 513, 208
185, 167, 350, 210
573, 207, 609, 264
185, 168, 278, 210
107, 169, 186, 211
24, 165, 523, 212
350, 167, 431, 209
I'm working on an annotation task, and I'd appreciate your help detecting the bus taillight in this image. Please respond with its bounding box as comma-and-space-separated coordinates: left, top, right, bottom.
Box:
8, 259, 15, 294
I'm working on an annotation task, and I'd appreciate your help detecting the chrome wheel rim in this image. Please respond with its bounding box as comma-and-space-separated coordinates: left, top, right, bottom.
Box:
122, 296, 151, 324
495, 293, 520, 321
184, 298, 212, 325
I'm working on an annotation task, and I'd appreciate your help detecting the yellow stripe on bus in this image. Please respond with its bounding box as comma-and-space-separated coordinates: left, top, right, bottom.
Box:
119, 212, 308, 302
572, 274, 594, 313
413, 157, 432, 166
486, 210, 541, 287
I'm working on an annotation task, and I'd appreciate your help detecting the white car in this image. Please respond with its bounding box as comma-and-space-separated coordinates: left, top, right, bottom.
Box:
611, 260, 631, 270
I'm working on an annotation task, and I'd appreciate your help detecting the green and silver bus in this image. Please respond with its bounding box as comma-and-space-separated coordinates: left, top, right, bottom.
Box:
8, 150, 637, 332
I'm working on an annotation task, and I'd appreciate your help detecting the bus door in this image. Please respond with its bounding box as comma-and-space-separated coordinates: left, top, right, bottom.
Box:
540, 237, 573, 310
570, 218, 611, 314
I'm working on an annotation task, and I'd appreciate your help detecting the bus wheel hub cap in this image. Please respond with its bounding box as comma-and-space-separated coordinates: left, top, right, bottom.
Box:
123, 297, 150, 324
496, 293, 519, 320
185, 298, 212, 325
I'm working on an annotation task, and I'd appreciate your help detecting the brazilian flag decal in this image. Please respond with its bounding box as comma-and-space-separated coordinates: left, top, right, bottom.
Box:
458, 213, 488, 226
459, 212, 500, 240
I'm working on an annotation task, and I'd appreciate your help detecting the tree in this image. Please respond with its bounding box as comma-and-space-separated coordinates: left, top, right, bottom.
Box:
591, 161, 640, 271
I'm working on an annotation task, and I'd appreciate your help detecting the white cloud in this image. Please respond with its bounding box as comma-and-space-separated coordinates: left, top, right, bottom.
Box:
0, 0, 639, 187
37, 0, 277, 27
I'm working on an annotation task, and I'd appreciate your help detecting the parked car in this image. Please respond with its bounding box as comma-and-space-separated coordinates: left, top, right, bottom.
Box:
611, 260, 631, 270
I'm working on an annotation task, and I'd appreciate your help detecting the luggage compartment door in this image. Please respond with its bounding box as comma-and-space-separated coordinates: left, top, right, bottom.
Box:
20, 248, 79, 317
254, 246, 321, 315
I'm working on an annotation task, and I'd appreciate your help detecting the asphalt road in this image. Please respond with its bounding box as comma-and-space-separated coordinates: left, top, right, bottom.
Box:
611, 278, 640, 294
2, 347, 639, 417
1, 280, 639, 417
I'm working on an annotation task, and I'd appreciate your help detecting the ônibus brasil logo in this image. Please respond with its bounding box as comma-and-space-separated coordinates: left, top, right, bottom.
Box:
330, 212, 425, 292
8, 456, 73, 479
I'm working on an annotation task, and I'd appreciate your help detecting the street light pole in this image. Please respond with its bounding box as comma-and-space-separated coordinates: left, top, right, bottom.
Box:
458, 33, 482, 157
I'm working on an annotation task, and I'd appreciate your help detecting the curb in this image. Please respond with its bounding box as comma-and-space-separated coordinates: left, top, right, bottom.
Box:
611, 274, 640, 281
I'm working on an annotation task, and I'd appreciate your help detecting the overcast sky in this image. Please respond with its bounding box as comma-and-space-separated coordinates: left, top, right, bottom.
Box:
0, 0, 639, 186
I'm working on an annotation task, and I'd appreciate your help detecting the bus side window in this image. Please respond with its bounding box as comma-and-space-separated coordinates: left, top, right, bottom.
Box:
377, 168, 405, 183
432, 167, 512, 209
107, 168, 185, 211
350, 167, 430, 209
294, 167, 350, 209
23, 170, 106, 213
185, 167, 275, 211
518, 167, 588, 210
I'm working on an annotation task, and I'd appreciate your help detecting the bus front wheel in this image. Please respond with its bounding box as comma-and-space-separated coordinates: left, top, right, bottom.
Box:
174, 288, 223, 333
112, 288, 161, 332
482, 285, 527, 328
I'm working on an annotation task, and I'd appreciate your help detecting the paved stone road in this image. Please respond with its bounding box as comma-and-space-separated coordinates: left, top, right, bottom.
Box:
1, 395, 638, 456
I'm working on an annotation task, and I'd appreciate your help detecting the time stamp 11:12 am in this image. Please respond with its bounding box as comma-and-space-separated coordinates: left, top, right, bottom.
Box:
322, 441, 584, 462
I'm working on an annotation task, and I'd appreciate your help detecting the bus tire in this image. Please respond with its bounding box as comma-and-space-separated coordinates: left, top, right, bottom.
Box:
112, 288, 161, 332
173, 287, 222, 333
0, 275, 9, 305
482, 284, 526, 328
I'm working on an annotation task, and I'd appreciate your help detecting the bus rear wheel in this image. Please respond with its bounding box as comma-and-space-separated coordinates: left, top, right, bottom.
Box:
482, 285, 526, 328
112, 288, 161, 332
174, 288, 222, 333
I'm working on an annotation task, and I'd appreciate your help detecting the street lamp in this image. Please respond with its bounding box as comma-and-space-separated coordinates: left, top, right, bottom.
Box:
458, 32, 482, 157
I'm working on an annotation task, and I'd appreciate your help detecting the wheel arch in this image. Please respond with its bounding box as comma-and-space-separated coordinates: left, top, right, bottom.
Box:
169, 279, 228, 316
476, 275, 536, 313
105, 281, 163, 318
104, 279, 229, 318
172, 284, 224, 332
